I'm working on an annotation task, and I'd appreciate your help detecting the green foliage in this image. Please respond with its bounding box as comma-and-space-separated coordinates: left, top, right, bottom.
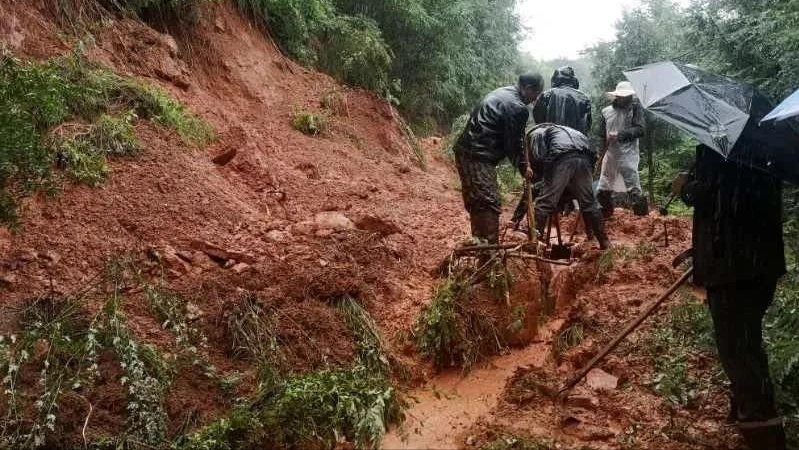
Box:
291, 110, 328, 136
0, 52, 213, 226
766, 275, 799, 439
414, 278, 464, 369
317, 16, 393, 92
643, 292, 719, 407
238, 0, 520, 126
180, 296, 403, 450
336, 297, 390, 375
414, 274, 506, 371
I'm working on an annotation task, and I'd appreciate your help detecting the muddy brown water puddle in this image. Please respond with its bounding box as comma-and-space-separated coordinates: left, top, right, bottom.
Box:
382, 319, 564, 450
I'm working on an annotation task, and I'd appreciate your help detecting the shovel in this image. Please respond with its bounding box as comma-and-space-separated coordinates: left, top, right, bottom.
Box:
548, 214, 572, 261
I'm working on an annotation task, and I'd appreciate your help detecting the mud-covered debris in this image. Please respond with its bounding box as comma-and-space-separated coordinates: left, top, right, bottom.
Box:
18, 249, 38, 261
565, 393, 600, 411
586, 368, 618, 391
190, 239, 256, 263
41, 250, 61, 264
314, 211, 355, 231
191, 251, 217, 270
211, 146, 237, 165
356, 215, 402, 236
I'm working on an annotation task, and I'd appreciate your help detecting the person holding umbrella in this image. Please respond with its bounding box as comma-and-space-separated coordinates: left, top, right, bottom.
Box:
596, 81, 648, 218
625, 61, 799, 450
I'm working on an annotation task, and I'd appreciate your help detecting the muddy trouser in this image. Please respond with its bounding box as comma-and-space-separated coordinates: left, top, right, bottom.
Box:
454, 149, 501, 244
535, 156, 598, 219
535, 156, 608, 247
707, 277, 784, 449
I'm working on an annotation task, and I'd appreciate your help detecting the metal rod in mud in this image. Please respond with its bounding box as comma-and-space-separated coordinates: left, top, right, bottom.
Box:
558, 267, 694, 394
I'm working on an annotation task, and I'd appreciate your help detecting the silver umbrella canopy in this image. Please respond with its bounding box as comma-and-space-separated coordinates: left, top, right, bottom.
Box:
623, 61, 751, 156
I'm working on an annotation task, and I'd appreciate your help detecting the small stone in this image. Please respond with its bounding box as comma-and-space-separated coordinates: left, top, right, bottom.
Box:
0, 274, 17, 290
185, 302, 204, 321
223, 259, 236, 269
231, 262, 251, 274
314, 212, 355, 231
465, 435, 477, 446
265, 230, 289, 243
318, 259, 329, 267
586, 368, 619, 391
398, 163, 411, 174
41, 251, 61, 264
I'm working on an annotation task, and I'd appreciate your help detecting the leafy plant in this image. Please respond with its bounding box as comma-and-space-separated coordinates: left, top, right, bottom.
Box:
336, 297, 390, 375
0, 51, 213, 226
291, 110, 328, 136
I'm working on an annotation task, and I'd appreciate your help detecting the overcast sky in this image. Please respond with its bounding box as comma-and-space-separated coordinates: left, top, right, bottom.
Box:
517, 0, 689, 61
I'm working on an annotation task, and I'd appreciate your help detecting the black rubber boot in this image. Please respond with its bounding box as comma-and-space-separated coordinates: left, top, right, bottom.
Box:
597, 190, 614, 219
738, 420, 786, 450
469, 209, 500, 244
631, 193, 650, 216
583, 211, 610, 250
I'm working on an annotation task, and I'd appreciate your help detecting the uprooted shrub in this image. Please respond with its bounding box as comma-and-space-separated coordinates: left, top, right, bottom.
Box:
0, 51, 213, 225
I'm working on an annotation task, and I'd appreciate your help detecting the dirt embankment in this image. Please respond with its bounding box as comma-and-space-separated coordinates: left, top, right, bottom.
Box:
0, 0, 470, 441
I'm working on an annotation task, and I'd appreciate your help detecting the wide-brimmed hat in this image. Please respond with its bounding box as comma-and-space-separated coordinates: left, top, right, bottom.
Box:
607, 81, 636, 98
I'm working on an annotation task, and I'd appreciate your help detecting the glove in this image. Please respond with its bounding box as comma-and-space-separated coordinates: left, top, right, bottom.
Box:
617, 130, 634, 142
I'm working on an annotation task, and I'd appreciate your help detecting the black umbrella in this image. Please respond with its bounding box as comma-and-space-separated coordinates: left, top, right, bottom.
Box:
623, 61, 799, 184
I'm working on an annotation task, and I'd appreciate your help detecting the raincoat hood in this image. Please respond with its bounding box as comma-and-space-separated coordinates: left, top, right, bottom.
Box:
552, 66, 579, 89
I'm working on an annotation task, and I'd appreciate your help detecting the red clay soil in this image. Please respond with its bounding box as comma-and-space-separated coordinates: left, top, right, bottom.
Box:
0, 0, 470, 443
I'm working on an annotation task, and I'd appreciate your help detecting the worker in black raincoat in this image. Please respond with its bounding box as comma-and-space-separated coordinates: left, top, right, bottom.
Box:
454, 73, 544, 244
511, 66, 596, 233
532, 66, 592, 134
529, 124, 610, 249
676, 144, 786, 450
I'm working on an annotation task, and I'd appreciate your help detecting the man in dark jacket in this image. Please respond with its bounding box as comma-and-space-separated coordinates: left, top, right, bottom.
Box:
512, 67, 594, 230
529, 124, 610, 249
532, 66, 592, 134
677, 144, 786, 450
454, 73, 544, 244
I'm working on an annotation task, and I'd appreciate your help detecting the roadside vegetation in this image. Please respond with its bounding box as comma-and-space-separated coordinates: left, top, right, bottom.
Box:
0, 257, 403, 450
0, 51, 213, 226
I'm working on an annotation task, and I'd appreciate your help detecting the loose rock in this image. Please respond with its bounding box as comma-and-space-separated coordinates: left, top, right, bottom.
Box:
231, 262, 251, 274
586, 368, 619, 391
314, 212, 355, 231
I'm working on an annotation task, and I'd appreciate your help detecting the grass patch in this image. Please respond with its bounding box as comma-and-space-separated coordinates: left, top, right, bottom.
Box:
554, 322, 585, 358
596, 242, 656, 281
641, 290, 719, 407
0, 51, 213, 226
291, 110, 328, 136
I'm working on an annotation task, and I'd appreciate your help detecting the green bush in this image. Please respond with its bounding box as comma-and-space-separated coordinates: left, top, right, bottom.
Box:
0, 52, 213, 226
291, 110, 328, 135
